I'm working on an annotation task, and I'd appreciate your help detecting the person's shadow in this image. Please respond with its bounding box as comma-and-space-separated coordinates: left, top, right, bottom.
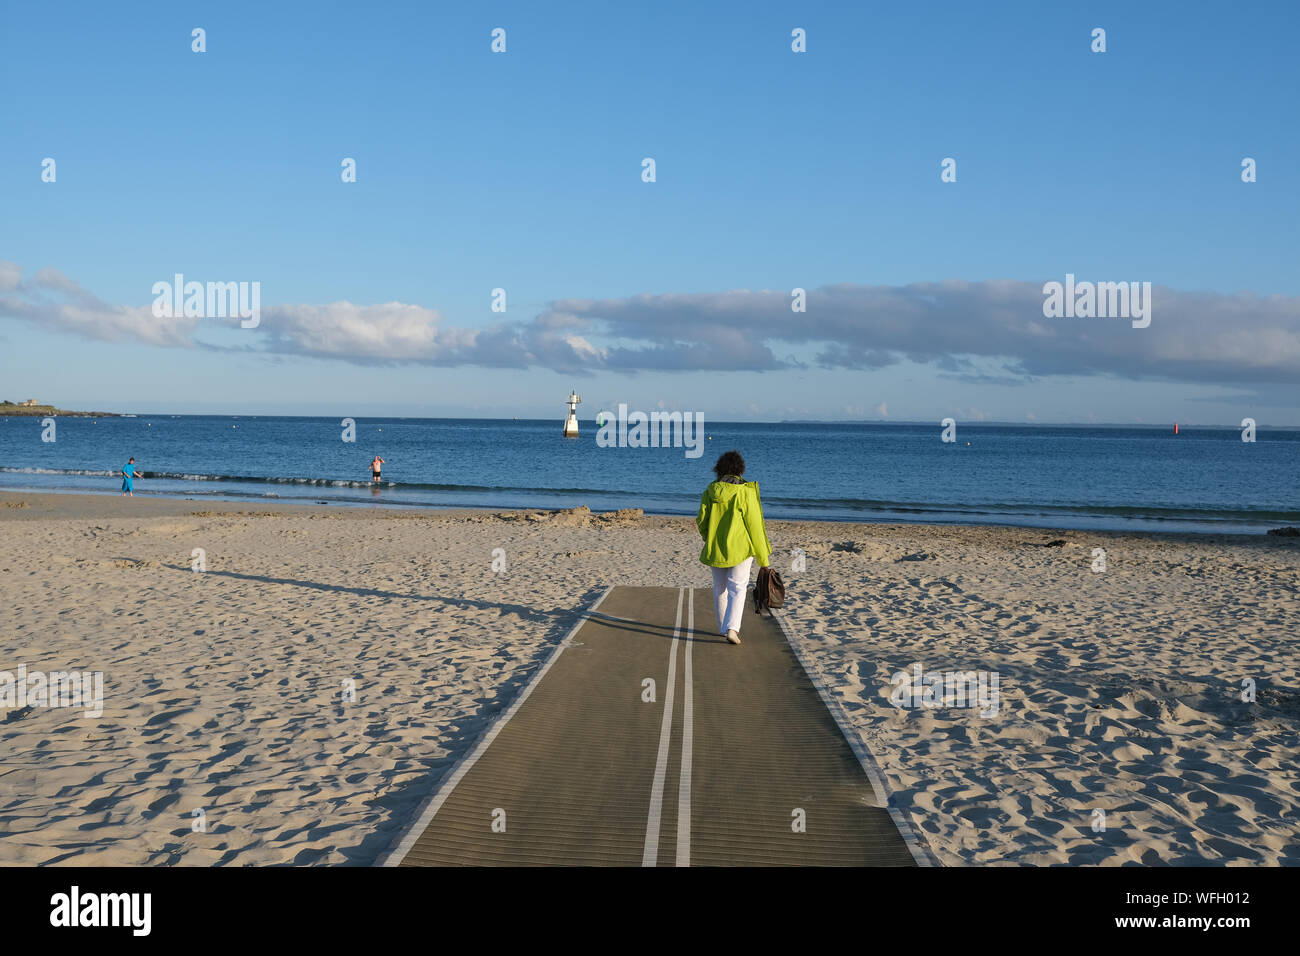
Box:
163, 564, 719, 642
162, 563, 570, 624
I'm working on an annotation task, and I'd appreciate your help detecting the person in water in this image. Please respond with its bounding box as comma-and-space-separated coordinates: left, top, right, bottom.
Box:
370, 455, 386, 482
121, 457, 140, 497
696, 450, 771, 645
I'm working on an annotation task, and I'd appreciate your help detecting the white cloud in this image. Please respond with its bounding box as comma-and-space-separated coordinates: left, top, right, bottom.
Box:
0, 264, 196, 347
2, 262, 1298, 391
0, 261, 21, 292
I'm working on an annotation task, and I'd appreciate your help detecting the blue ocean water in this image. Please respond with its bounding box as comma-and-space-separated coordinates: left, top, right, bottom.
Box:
1, 415, 1297, 533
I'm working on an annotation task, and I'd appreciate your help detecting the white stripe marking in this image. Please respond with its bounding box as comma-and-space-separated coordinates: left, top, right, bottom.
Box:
378, 585, 614, 866
642, 586, 684, 866
675, 587, 694, 866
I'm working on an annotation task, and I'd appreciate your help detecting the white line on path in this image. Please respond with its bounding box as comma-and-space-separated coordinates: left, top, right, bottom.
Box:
675, 587, 694, 867
642, 586, 684, 867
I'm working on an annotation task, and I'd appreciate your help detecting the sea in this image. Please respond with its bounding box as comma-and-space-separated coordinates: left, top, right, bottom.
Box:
1, 415, 1297, 534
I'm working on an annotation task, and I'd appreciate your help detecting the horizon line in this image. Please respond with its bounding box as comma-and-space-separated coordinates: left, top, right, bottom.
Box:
6, 411, 1293, 430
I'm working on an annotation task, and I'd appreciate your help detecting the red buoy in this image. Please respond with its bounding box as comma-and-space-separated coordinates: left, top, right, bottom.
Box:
1174, 423, 1179, 434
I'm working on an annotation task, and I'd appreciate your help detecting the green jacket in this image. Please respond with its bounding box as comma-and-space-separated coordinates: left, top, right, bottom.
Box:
697, 478, 772, 568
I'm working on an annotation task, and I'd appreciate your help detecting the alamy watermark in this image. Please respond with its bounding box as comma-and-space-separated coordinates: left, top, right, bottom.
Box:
50, 886, 150, 936
595, 403, 705, 459
151, 274, 260, 328
1042, 274, 1151, 328
888, 662, 1000, 717
1, 665, 104, 717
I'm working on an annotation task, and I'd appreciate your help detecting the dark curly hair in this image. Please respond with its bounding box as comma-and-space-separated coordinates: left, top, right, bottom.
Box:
713, 450, 745, 479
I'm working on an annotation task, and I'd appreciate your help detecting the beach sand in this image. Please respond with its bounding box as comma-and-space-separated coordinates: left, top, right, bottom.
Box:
1, 491, 1296, 865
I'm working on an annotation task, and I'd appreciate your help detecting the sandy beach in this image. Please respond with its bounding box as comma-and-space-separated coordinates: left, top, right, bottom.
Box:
1, 490, 1296, 866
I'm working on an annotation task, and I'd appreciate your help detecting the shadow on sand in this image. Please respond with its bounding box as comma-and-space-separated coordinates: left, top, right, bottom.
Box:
157, 567, 723, 863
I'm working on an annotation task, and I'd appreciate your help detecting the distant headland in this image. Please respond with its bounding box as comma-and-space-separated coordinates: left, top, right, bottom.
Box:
1, 400, 118, 418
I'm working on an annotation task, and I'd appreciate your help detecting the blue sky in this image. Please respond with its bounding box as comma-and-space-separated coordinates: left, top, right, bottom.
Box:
2, 0, 1297, 423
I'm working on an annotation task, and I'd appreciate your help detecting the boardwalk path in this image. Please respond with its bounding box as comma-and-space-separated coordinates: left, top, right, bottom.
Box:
382, 586, 931, 866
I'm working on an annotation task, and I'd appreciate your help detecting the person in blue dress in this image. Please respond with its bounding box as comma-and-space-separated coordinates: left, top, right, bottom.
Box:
121, 458, 140, 496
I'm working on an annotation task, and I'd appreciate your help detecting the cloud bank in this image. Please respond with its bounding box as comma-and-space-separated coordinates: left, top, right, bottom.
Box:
2, 262, 1297, 386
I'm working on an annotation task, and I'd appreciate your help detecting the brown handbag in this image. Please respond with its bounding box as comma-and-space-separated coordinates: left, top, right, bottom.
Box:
753, 566, 785, 615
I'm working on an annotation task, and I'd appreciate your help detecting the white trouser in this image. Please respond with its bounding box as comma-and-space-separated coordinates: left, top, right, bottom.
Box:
710, 558, 754, 635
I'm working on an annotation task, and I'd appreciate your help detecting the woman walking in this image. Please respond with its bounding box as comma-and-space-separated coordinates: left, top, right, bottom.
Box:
697, 450, 771, 645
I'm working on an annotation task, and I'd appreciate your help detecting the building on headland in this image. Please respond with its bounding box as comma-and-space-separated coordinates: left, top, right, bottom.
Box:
21, 399, 39, 406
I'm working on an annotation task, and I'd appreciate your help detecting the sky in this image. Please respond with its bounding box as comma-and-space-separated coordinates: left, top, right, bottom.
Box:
1, 0, 1297, 424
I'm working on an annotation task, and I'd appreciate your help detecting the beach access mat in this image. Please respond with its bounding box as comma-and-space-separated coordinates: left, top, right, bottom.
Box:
382, 586, 929, 867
